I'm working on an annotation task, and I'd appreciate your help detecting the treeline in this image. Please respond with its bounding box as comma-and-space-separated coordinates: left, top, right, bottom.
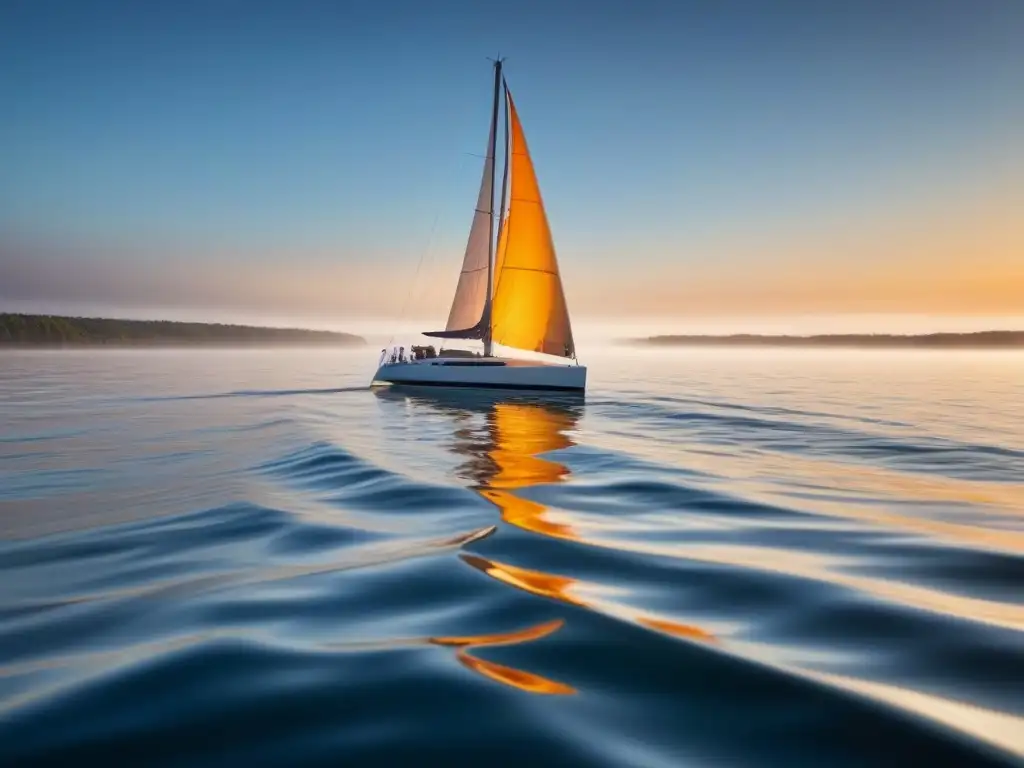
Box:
637, 332, 1024, 348
0, 314, 365, 347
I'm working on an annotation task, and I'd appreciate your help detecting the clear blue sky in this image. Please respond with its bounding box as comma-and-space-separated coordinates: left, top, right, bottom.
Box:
2, 0, 1022, 326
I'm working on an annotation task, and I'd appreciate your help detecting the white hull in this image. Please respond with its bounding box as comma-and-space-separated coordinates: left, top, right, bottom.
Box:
371, 357, 586, 392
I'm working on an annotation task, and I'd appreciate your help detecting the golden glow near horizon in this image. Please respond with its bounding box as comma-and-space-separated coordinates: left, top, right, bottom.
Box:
571, 184, 1024, 318
163, 196, 1022, 321
246, 165, 1023, 320
8, 159, 1019, 327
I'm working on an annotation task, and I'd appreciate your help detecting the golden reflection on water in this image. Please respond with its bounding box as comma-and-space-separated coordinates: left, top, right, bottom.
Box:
635, 617, 717, 644
367, 386, 1024, 755
461, 554, 585, 607
373, 388, 592, 694
451, 650, 575, 695
462, 552, 719, 646
465, 397, 582, 541
430, 619, 575, 695
376, 388, 584, 541
374, 387, 718, 695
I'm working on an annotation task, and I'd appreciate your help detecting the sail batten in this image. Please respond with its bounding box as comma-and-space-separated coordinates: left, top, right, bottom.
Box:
489, 89, 575, 359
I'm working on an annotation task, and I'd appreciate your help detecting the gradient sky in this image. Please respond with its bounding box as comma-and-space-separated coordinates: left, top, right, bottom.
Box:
2, 0, 1022, 331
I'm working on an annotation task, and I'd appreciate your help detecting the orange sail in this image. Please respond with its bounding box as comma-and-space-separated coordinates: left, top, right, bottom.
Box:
482, 401, 579, 540
490, 90, 575, 358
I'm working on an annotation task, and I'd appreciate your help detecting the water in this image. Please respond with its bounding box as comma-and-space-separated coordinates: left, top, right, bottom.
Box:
1, 347, 1022, 767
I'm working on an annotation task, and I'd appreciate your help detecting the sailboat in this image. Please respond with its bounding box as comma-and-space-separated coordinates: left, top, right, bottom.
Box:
371, 59, 586, 393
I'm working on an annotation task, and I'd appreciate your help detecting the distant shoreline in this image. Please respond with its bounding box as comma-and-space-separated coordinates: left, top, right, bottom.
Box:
0, 314, 366, 348
631, 331, 1024, 348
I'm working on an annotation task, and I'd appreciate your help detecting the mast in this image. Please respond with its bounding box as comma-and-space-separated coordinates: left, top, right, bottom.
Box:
494, 80, 511, 287
483, 57, 503, 358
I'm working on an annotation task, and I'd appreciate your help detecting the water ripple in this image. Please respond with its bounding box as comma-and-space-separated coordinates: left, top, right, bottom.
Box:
0, 349, 1022, 767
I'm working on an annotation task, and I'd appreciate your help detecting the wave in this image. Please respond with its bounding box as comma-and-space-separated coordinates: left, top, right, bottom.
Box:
1, 351, 1021, 766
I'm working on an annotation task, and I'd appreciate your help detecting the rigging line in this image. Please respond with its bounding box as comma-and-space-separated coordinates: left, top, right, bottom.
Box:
398, 209, 441, 321
386, 151, 469, 348
386, 208, 440, 350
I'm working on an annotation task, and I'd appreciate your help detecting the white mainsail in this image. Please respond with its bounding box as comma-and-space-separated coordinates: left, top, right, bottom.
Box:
441, 120, 496, 335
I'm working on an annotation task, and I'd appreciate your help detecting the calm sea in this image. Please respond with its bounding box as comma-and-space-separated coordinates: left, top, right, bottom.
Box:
1, 347, 1022, 767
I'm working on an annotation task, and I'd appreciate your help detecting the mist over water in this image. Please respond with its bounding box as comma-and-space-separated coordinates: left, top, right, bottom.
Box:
1, 347, 1022, 766
5, 296, 1024, 346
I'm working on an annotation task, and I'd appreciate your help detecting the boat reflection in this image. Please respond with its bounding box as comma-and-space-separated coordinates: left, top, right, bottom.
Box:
374, 386, 583, 694
461, 553, 717, 645
375, 386, 584, 540
373, 386, 714, 695
429, 619, 575, 695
